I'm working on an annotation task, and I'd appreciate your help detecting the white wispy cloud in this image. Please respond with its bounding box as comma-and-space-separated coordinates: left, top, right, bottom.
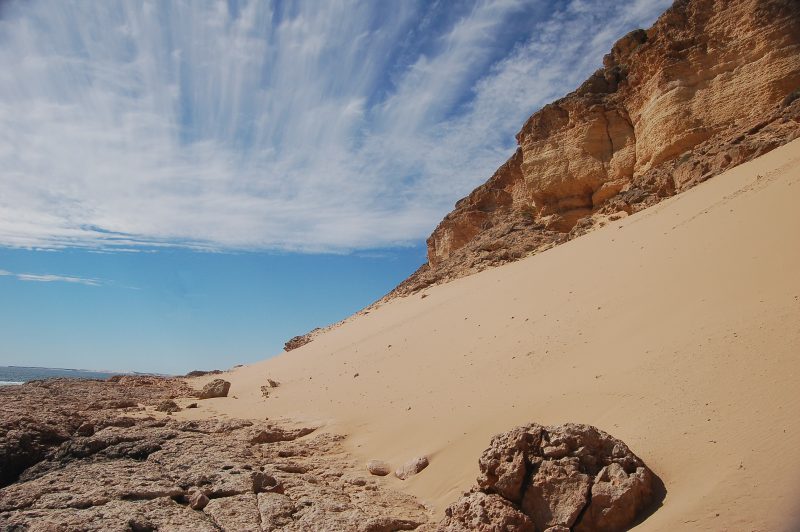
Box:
0, 269, 102, 286
0, 0, 670, 252
14, 273, 102, 286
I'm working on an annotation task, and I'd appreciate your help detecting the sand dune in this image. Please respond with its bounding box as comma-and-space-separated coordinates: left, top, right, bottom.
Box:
185, 138, 800, 530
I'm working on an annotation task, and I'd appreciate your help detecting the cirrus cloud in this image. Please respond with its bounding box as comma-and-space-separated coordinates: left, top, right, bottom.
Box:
0, 0, 670, 252
0, 269, 102, 286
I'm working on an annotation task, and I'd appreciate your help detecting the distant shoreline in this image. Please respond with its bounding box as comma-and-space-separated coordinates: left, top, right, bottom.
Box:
6, 365, 109, 373
0, 366, 174, 384
0, 366, 122, 384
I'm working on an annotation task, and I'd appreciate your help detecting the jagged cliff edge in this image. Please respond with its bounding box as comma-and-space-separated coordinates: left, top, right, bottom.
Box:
286, 0, 800, 351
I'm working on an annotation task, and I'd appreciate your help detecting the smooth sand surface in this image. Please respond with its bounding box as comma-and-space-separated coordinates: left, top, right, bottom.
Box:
184, 139, 800, 531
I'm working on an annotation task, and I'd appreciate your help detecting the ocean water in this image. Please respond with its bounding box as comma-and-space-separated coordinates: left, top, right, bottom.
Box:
0, 366, 120, 385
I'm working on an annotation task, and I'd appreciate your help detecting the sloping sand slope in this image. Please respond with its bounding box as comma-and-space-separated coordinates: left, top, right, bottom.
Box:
189, 139, 800, 530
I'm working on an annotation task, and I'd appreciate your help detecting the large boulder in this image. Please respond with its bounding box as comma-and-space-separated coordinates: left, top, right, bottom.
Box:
366, 459, 392, 476
440, 423, 659, 531
155, 399, 180, 413
198, 379, 231, 399
395, 456, 429, 480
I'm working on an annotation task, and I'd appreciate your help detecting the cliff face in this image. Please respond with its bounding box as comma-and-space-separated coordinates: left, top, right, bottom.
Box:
389, 0, 800, 298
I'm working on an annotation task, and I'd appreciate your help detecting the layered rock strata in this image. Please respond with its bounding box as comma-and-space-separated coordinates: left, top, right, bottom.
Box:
283, 0, 800, 350
387, 0, 800, 298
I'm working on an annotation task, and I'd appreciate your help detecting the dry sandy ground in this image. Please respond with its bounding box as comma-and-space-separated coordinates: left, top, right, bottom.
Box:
183, 139, 800, 531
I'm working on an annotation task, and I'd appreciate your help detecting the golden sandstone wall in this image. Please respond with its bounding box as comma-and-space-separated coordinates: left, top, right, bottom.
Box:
390, 0, 800, 298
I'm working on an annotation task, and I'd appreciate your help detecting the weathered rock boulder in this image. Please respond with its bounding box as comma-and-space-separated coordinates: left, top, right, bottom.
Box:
395, 456, 429, 480
439, 423, 658, 531
198, 379, 230, 399
187, 487, 209, 510
367, 459, 392, 476
155, 399, 180, 413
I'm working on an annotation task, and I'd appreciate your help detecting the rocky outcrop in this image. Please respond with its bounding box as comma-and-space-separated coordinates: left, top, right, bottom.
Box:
388, 0, 800, 298
198, 379, 231, 399
0, 376, 194, 487
0, 378, 430, 530
184, 369, 223, 378
1, 379, 661, 530
439, 423, 660, 531
284, 328, 321, 351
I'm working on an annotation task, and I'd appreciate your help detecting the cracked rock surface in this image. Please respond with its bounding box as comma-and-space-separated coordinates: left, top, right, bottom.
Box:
0, 378, 429, 531
439, 423, 659, 532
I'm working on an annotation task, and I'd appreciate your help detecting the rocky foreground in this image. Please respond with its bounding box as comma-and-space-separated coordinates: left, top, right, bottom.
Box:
0, 377, 661, 531
0, 378, 427, 531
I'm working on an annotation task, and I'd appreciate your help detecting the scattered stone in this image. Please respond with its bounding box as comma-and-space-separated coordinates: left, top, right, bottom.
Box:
187, 488, 209, 510
155, 399, 180, 413
395, 456, 429, 480
261, 378, 280, 398
252, 471, 284, 494
186, 403, 198, 409
198, 379, 231, 399
440, 423, 658, 531
366, 460, 392, 476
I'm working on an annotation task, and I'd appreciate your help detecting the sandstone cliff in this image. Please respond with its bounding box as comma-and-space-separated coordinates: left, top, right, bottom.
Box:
281, 0, 800, 351
387, 0, 800, 299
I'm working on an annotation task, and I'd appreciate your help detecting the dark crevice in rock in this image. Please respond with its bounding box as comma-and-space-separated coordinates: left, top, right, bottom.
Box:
572, 477, 594, 530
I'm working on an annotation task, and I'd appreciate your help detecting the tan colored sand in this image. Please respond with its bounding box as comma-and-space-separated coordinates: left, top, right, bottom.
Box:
184, 139, 800, 531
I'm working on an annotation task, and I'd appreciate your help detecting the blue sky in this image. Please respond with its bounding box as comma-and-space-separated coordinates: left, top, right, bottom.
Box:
0, 0, 670, 374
